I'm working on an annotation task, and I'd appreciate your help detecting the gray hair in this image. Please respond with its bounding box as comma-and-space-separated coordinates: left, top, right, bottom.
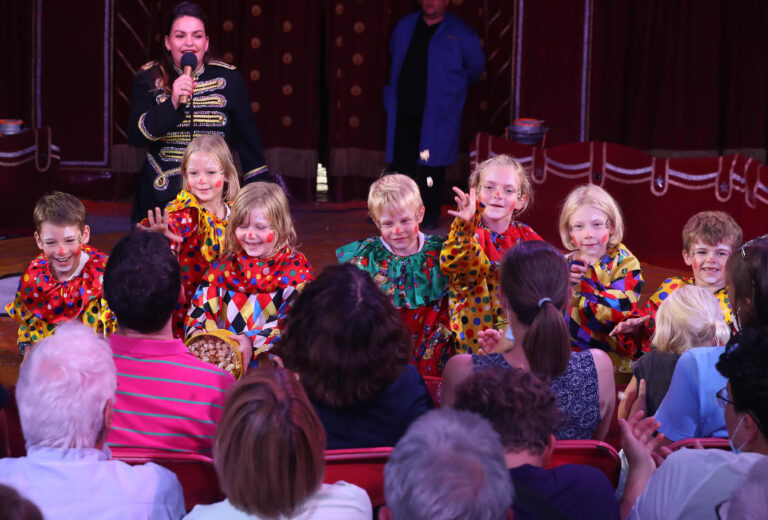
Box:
384, 408, 513, 520
17, 322, 117, 449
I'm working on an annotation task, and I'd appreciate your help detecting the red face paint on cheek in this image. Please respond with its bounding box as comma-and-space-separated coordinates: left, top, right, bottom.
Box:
601, 234, 609, 244
215, 180, 223, 188
413, 225, 419, 234
693, 258, 700, 271
572, 238, 578, 247
266, 232, 275, 243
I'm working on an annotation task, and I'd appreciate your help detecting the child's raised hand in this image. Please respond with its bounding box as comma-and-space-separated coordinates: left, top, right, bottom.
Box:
136, 207, 183, 243
610, 315, 650, 337
447, 187, 476, 223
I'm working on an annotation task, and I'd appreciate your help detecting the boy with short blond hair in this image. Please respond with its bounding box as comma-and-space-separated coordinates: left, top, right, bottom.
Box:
6, 192, 116, 354
613, 210, 742, 356
337, 173, 454, 375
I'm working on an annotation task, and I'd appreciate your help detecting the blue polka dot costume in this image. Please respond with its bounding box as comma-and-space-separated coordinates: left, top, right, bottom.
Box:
141, 190, 230, 337
185, 248, 314, 362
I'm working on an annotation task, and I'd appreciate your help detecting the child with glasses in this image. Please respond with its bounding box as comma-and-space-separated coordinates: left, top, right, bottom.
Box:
439, 154, 542, 354
336, 173, 453, 375
6, 192, 116, 355
612, 211, 742, 357
137, 135, 240, 337
559, 184, 644, 373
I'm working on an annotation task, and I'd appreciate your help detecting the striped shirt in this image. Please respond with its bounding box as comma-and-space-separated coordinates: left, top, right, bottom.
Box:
107, 334, 235, 454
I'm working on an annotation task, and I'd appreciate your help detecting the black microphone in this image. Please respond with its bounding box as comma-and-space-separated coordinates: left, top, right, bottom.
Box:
179, 52, 198, 105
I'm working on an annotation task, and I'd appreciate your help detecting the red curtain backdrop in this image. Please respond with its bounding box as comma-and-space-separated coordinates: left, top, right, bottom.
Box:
3, 1, 768, 202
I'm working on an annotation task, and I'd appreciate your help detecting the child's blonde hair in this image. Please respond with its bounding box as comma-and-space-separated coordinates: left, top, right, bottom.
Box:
468, 154, 532, 215
559, 184, 624, 251
225, 183, 296, 256
181, 135, 240, 202
367, 173, 423, 222
33, 191, 87, 233
682, 211, 743, 252
652, 285, 730, 354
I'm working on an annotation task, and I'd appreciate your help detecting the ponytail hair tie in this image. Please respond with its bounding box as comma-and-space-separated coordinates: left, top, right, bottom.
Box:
537, 297, 552, 308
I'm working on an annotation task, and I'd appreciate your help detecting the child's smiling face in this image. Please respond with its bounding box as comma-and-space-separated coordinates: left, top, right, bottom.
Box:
376, 204, 424, 257
35, 222, 90, 281
477, 166, 526, 228
568, 205, 612, 261
683, 240, 733, 291
235, 208, 277, 258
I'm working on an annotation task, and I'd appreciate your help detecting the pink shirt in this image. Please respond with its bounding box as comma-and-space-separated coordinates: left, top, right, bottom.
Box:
107, 334, 235, 454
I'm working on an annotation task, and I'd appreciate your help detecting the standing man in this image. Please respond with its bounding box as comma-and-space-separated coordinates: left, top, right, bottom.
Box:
385, 0, 485, 229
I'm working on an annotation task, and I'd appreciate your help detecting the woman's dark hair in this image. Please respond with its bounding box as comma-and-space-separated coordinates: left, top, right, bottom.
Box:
726, 237, 768, 329
155, 1, 212, 92
214, 368, 326, 517
500, 240, 571, 378
716, 327, 768, 439
0, 484, 44, 520
279, 264, 412, 407
454, 367, 562, 455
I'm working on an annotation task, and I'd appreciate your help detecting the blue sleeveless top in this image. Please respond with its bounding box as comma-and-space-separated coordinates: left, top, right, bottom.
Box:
472, 350, 601, 439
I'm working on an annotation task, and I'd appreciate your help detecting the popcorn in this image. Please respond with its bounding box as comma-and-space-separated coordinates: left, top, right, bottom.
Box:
188, 335, 242, 378
426, 176, 434, 187
419, 149, 430, 162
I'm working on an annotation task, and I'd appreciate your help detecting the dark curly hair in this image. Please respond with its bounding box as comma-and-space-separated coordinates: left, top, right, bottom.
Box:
716, 326, 768, 438
726, 236, 768, 329
104, 231, 181, 333
279, 264, 411, 407
500, 240, 572, 378
454, 367, 562, 455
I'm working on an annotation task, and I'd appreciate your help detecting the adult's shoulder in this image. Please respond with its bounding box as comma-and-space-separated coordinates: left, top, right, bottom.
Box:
443, 11, 480, 35
206, 59, 238, 71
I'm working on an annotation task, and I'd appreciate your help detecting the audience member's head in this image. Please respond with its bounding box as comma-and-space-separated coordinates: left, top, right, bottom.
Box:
383, 408, 513, 520
280, 263, 411, 407
716, 327, 768, 451
16, 322, 116, 450
0, 484, 44, 520
726, 234, 768, 329
103, 231, 181, 333
213, 368, 325, 518
454, 367, 562, 460
500, 240, 571, 378
653, 285, 730, 353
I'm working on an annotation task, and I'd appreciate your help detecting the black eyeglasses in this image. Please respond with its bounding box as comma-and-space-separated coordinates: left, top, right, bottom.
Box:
739, 234, 768, 290
716, 386, 735, 409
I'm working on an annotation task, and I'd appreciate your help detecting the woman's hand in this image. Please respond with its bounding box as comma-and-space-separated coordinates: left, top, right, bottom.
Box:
447, 187, 476, 223
477, 328, 502, 355
136, 207, 183, 243
170, 74, 195, 109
